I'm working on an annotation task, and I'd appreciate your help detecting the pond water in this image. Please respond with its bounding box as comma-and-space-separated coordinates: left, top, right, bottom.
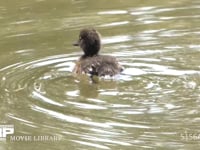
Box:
1, 0, 200, 149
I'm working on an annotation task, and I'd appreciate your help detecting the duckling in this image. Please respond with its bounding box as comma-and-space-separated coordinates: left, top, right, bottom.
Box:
73, 28, 123, 77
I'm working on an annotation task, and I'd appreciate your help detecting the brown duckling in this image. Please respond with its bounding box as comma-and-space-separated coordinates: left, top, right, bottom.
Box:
73, 28, 123, 77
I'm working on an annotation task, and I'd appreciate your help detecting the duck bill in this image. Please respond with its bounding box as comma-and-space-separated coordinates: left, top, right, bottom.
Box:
73, 41, 79, 46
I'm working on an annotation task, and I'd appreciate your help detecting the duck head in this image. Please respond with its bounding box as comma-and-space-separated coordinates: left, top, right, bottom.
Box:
73, 28, 101, 57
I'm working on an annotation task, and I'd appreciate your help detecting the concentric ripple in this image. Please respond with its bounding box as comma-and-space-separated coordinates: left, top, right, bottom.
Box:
1, 51, 200, 149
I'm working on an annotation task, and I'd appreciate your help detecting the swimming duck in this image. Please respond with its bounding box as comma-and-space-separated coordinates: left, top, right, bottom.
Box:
73, 28, 123, 77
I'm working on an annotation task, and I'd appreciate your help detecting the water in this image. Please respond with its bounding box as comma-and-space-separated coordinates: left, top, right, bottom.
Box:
1, 0, 200, 149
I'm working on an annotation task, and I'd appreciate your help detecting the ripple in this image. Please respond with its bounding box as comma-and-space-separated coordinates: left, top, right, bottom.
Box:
84, 137, 132, 146
15, 49, 35, 54
67, 101, 107, 110
100, 21, 129, 27
107, 122, 150, 129
5, 33, 34, 38
32, 105, 111, 128
0, 54, 75, 111
72, 140, 110, 150
131, 6, 200, 16
102, 35, 132, 44
10, 19, 35, 25
32, 91, 65, 107
98, 10, 128, 15
7, 113, 37, 128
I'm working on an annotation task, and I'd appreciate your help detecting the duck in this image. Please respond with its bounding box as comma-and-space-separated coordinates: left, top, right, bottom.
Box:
73, 28, 123, 77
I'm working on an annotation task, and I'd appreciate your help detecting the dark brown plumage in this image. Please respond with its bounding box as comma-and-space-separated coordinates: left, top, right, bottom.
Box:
73, 28, 123, 77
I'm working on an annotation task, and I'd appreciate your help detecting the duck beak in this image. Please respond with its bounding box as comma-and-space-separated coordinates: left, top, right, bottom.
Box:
73, 41, 79, 46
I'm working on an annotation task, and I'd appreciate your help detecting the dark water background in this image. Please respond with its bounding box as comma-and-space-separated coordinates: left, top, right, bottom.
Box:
1, 0, 200, 149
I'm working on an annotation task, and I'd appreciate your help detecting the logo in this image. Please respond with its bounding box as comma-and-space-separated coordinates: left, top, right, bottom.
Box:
0, 124, 61, 142
0, 125, 14, 141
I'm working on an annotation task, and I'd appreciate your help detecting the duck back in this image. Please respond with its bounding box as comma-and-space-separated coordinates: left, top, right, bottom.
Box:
73, 55, 123, 76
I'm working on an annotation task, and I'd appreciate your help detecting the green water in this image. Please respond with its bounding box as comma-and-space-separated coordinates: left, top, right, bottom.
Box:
1, 0, 200, 149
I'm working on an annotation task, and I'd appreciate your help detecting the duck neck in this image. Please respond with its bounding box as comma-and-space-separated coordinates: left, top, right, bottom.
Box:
81, 54, 98, 59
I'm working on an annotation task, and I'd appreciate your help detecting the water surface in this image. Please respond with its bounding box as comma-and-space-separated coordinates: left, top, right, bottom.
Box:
1, 0, 200, 149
